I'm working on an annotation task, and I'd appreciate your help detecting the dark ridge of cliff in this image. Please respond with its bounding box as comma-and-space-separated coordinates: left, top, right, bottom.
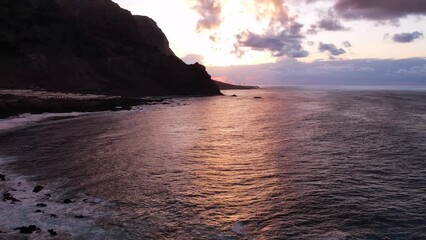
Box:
0, 0, 221, 96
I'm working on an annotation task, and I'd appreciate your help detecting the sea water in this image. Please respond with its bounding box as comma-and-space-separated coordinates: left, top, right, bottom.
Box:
0, 87, 425, 239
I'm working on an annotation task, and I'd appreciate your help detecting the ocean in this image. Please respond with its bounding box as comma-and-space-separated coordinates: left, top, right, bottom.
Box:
0, 87, 425, 239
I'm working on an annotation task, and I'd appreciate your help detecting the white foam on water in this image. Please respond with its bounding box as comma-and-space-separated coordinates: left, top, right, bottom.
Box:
0, 156, 113, 239
0, 112, 87, 133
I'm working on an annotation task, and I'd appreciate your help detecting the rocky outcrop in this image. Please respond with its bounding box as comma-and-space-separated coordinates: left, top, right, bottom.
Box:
0, 0, 221, 96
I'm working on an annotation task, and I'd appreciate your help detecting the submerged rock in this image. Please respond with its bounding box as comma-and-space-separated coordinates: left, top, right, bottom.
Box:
36, 203, 47, 207
63, 198, 72, 204
48, 229, 57, 236
3, 192, 20, 203
0, 174, 5, 181
33, 185, 44, 193
14, 225, 40, 234
74, 215, 85, 219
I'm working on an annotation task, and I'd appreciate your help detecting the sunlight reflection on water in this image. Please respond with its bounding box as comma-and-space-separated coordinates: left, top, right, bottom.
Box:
0, 88, 425, 239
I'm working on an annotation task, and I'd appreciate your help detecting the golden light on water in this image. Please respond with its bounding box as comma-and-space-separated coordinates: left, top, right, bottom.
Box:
176, 94, 285, 229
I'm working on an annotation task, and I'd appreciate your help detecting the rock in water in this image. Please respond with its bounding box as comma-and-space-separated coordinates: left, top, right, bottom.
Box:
0, 174, 5, 181
14, 225, 40, 234
0, 0, 221, 97
3, 192, 20, 203
33, 185, 44, 193
48, 229, 57, 236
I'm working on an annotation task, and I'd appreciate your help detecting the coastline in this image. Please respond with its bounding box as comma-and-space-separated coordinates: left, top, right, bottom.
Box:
0, 156, 113, 239
0, 92, 190, 239
0, 90, 177, 239
0, 89, 172, 120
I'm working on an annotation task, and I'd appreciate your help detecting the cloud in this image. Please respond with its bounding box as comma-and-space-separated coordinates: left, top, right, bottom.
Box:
181, 54, 205, 64
208, 58, 426, 86
307, 41, 315, 46
254, 0, 290, 27
333, 0, 426, 21
189, 0, 222, 32
317, 17, 348, 31
392, 31, 424, 43
395, 64, 426, 74
235, 21, 309, 58
233, 0, 309, 58
318, 42, 346, 56
342, 41, 352, 48
308, 16, 348, 33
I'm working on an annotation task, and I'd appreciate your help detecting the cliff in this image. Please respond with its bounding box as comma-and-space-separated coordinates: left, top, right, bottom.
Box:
0, 0, 221, 96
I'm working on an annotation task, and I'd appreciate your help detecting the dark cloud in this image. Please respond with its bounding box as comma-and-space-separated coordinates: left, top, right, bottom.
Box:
342, 41, 352, 48
191, 0, 222, 32
334, 0, 426, 21
235, 22, 309, 58
306, 8, 348, 34
319, 42, 346, 56
392, 31, 423, 43
308, 17, 348, 33
317, 17, 348, 30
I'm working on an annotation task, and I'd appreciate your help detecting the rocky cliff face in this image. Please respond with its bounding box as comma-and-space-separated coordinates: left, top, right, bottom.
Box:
0, 0, 221, 96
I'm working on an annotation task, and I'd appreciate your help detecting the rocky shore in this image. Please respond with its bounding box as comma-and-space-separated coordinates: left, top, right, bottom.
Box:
0, 89, 172, 119
0, 165, 111, 239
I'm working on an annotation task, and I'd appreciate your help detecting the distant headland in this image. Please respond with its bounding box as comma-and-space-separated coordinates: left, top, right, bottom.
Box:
213, 80, 259, 90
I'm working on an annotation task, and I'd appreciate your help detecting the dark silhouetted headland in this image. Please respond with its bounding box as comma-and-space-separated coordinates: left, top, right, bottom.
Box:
0, 0, 221, 97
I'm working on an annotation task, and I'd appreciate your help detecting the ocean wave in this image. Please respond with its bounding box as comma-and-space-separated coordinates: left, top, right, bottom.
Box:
0, 156, 112, 239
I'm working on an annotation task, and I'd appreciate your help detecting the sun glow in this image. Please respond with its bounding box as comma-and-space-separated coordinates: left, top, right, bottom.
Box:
112, 0, 426, 68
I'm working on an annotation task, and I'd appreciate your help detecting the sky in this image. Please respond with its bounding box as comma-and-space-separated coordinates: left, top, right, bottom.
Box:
112, 0, 426, 86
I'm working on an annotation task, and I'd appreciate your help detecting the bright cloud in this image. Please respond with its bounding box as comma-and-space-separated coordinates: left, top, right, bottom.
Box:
112, 0, 426, 85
